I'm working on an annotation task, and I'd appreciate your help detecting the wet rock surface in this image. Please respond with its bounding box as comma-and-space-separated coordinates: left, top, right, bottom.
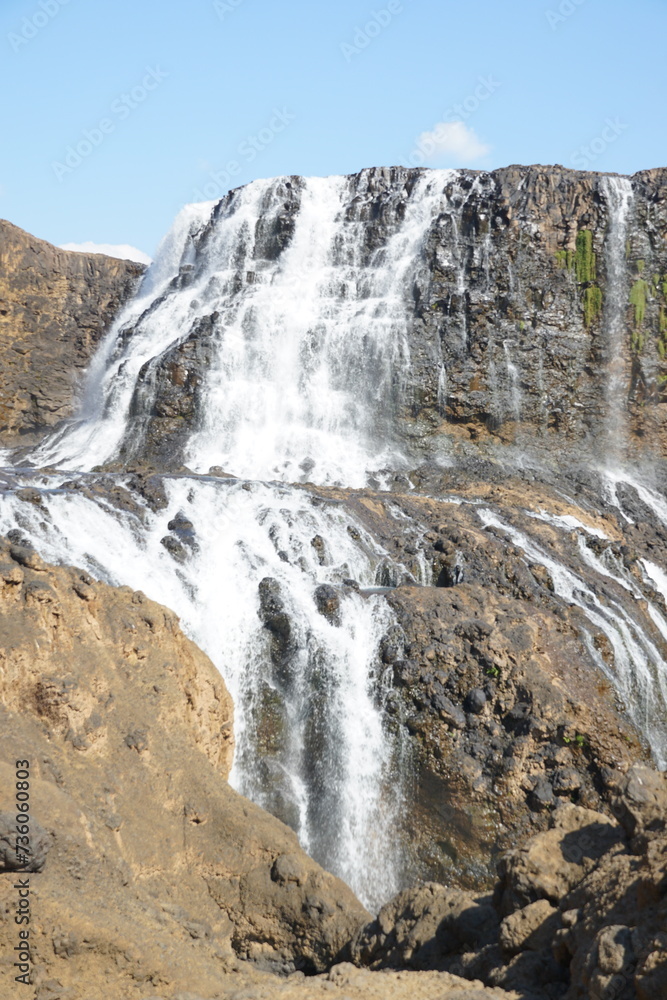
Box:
0, 462, 658, 894
85, 165, 667, 471
3, 169, 667, 1000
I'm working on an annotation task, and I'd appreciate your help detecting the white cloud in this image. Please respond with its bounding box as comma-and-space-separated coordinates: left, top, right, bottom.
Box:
415, 121, 490, 164
60, 241, 152, 265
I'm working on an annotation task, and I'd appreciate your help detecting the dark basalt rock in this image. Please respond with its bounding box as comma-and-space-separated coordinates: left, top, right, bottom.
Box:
313, 584, 341, 625
0, 810, 51, 872
258, 577, 296, 686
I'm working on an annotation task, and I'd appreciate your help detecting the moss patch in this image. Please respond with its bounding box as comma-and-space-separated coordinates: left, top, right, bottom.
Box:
555, 249, 574, 270
630, 279, 649, 327
575, 230, 596, 284
584, 285, 603, 327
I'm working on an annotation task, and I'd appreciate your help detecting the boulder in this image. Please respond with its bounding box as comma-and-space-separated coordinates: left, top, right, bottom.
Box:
611, 764, 667, 847
0, 809, 51, 872
497, 804, 625, 915
350, 882, 499, 971
498, 900, 559, 956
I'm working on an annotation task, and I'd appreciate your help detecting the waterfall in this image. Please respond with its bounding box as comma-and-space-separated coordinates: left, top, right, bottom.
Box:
4, 166, 667, 911
601, 175, 634, 466
477, 506, 667, 767
0, 472, 409, 910
2, 169, 467, 910
437, 361, 447, 416
502, 339, 522, 422
34, 170, 453, 487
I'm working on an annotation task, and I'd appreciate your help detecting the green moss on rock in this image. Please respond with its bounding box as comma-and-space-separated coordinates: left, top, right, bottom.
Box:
584, 285, 603, 327
555, 249, 574, 270
632, 330, 646, 354
630, 279, 649, 327
575, 230, 596, 284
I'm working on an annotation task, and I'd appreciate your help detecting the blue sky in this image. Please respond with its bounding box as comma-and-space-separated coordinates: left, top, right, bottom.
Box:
0, 0, 665, 259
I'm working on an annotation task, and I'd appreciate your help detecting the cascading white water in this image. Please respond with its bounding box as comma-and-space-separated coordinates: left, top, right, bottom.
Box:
2, 169, 474, 910
0, 473, 408, 910
478, 507, 667, 767
601, 175, 634, 465
34, 171, 454, 487
31, 201, 218, 471
5, 163, 667, 913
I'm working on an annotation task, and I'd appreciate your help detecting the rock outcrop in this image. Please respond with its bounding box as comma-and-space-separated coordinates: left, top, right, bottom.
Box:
298, 471, 648, 888
0, 221, 144, 445
350, 764, 667, 1000
410, 166, 667, 464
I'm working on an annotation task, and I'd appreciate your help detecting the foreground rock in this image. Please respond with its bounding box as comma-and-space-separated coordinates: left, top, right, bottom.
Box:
0, 221, 144, 445
351, 764, 667, 999
0, 538, 369, 997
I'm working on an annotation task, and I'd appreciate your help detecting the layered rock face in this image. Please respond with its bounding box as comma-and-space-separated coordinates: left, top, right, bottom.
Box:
0, 463, 656, 899
409, 166, 667, 462
294, 469, 649, 889
0, 221, 144, 445
2, 166, 667, 1000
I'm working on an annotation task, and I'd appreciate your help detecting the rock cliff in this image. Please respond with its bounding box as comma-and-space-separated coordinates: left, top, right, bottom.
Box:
0, 221, 144, 446
2, 165, 667, 1000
